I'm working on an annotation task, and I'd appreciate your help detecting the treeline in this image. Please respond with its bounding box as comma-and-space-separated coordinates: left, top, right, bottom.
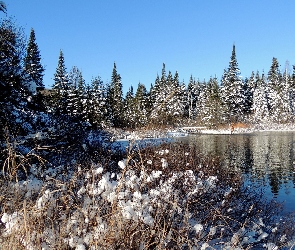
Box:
2, 17, 295, 144
47, 45, 295, 129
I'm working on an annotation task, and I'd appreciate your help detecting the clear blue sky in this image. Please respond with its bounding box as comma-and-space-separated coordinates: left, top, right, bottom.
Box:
3, 0, 295, 93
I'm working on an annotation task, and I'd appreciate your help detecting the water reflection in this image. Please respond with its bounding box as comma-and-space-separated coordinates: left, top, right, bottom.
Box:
176, 132, 295, 213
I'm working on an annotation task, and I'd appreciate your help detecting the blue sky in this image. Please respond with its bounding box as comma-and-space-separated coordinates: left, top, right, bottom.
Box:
3, 0, 295, 93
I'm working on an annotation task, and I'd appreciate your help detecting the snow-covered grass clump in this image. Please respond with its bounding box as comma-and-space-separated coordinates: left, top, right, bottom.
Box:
1, 143, 295, 249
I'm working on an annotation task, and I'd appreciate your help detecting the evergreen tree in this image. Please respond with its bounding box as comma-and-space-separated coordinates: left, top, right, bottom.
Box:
51, 50, 70, 115
82, 84, 93, 125
24, 28, 44, 90
290, 65, 295, 116
68, 66, 82, 89
149, 74, 160, 114
0, 18, 30, 138
243, 71, 255, 116
134, 82, 148, 127
186, 76, 202, 120
220, 45, 245, 123
282, 64, 293, 121
68, 66, 84, 117
197, 77, 221, 127
106, 62, 123, 127
90, 76, 107, 127
150, 63, 168, 122
267, 57, 291, 122
145, 83, 153, 118
252, 72, 270, 122
123, 86, 135, 128
166, 71, 186, 122
150, 65, 185, 124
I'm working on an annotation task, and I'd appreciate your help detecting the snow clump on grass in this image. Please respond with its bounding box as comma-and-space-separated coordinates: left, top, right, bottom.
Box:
0, 143, 295, 249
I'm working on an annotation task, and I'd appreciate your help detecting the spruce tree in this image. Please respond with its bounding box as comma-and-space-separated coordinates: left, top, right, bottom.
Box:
220, 44, 245, 123
134, 83, 148, 127
150, 65, 186, 124
253, 72, 270, 122
123, 86, 135, 128
90, 76, 107, 127
149, 74, 160, 115
267, 57, 291, 122
290, 65, 295, 116
68, 66, 84, 117
24, 28, 44, 90
186, 76, 202, 120
51, 50, 70, 115
168, 71, 186, 122
106, 62, 123, 127
0, 18, 29, 138
243, 71, 255, 116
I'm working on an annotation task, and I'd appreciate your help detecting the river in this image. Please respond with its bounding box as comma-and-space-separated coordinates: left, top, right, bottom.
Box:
175, 131, 295, 214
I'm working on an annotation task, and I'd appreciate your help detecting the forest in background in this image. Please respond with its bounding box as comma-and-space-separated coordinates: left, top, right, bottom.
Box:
2, 0, 295, 159
2, 12, 295, 145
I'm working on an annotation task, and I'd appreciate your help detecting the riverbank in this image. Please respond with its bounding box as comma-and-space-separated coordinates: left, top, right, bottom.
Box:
1, 142, 294, 249
109, 123, 295, 141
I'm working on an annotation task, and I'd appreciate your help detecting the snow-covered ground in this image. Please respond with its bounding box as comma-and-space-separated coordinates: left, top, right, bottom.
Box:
110, 123, 295, 142
1, 144, 294, 249
3, 123, 295, 248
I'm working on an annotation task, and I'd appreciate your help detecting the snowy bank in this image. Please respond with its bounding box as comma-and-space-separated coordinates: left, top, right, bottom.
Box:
1, 143, 294, 249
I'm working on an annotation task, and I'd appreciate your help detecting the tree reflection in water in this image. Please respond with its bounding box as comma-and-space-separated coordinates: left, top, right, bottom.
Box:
176, 131, 295, 213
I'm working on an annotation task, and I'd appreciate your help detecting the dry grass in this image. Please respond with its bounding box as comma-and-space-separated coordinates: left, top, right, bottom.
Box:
0, 142, 295, 249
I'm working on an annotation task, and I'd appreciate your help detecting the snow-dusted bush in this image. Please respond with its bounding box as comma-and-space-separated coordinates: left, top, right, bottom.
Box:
0, 143, 295, 249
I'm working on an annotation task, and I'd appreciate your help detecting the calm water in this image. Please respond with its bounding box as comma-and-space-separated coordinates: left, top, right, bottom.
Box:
175, 132, 295, 214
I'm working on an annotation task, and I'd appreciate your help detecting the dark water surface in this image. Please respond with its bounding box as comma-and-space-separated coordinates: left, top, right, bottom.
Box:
175, 132, 295, 214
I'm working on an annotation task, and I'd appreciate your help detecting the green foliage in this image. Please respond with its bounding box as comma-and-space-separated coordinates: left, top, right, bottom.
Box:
107, 62, 123, 127
24, 28, 44, 90
0, 18, 31, 139
51, 50, 70, 115
220, 44, 245, 123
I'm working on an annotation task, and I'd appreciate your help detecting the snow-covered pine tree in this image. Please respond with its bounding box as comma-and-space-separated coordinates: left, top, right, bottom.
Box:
220, 44, 245, 123
106, 62, 123, 127
134, 82, 148, 127
267, 57, 292, 122
123, 86, 135, 128
90, 76, 107, 127
51, 50, 70, 115
0, 18, 30, 139
186, 76, 203, 120
243, 71, 255, 118
290, 65, 295, 116
150, 64, 167, 123
68, 66, 84, 117
164, 70, 176, 122
281, 62, 293, 121
195, 81, 209, 125
194, 79, 207, 122
206, 77, 222, 127
82, 84, 94, 125
195, 77, 221, 127
252, 72, 270, 122
150, 65, 185, 124
24, 28, 44, 91
168, 71, 186, 122
145, 83, 153, 119
149, 75, 160, 116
